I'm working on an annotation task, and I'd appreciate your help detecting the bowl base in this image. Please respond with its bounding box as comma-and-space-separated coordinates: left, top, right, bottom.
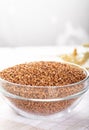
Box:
9, 98, 81, 120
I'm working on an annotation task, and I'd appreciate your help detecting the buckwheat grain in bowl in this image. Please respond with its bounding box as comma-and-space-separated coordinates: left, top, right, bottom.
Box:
0, 61, 89, 119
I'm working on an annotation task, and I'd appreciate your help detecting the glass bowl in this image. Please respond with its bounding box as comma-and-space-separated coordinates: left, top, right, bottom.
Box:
0, 62, 89, 120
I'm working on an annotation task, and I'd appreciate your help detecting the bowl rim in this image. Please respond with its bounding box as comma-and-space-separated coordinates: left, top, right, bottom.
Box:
0, 61, 88, 88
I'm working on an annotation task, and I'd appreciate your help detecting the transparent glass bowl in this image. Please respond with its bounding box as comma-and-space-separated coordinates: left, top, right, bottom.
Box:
0, 62, 89, 120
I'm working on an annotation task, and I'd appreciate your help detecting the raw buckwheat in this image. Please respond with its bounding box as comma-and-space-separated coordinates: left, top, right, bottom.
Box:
0, 61, 86, 115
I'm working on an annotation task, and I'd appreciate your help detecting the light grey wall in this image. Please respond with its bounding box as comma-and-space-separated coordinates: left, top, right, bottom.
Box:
0, 0, 89, 47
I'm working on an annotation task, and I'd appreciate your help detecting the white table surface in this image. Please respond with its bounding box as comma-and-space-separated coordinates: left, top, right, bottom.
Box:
0, 46, 89, 130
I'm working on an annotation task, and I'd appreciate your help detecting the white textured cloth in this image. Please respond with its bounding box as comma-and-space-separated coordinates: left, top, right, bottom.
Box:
0, 46, 89, 130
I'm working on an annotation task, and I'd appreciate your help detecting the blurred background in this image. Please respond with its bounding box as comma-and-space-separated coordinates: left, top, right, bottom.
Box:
0, 0, 89, 47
